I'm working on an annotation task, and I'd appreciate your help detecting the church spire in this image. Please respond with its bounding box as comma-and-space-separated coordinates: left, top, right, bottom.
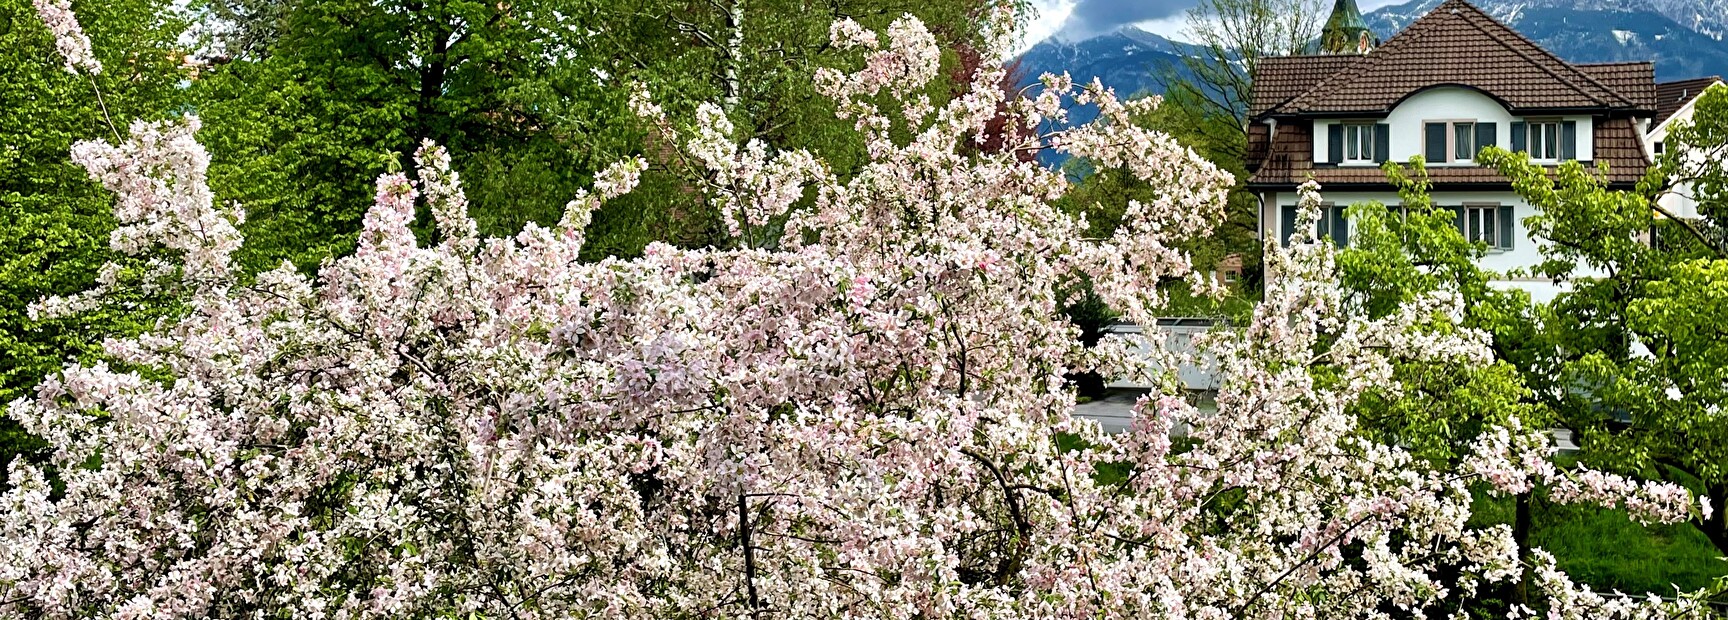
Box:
1320, 0, 1378, 54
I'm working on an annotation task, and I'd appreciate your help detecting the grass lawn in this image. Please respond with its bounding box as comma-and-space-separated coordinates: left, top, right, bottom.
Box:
1470, 492, 1728, 595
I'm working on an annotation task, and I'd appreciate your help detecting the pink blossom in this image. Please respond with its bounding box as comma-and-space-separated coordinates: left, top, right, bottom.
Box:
2, 10, 1710, 620
32, 0, 100, 75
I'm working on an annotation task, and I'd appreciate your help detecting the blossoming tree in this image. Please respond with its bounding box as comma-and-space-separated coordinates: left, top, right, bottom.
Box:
1, 3, 1717, 618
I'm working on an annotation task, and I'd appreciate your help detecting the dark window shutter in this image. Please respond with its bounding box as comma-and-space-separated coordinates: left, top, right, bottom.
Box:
1511, 121, 1526, 152
1561, 121, 1578, 160
1498, 204, 1514, 249
1330, 206, 1350, 247
1450, 206, 1466, 235
1425, 122, 1448, 163
1373, 124, 1390, 163
1328, 124, 1344, 163
1281, 205, 1298, 246
1475, 122, 1497, 156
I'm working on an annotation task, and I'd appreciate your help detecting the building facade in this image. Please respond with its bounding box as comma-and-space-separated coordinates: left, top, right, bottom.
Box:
1246, 0, 1660, 302
1648, 76, 1725, 220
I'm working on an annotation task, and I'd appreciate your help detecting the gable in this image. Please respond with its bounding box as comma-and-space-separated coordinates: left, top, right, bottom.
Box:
1264, 0, 1645, 117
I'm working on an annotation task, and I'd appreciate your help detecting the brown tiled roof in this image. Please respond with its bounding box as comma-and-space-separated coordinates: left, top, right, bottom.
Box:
1249, 56, 1360, 118
1261, 0, 1645, 117
1579, 62, 1657, 110
1245, 121, 1271, 169
1247, 116, 1651, 188
1654, 77, 1724, 126
1248, 120, 1314, 182
1592, 116, 1654, 179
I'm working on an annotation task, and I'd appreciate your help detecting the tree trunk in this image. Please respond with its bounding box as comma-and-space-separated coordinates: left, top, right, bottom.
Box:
722, 0, 743, 115
1700, 482, 1728, 555
1512, 492, 1533, 605
417, 18, 451, 148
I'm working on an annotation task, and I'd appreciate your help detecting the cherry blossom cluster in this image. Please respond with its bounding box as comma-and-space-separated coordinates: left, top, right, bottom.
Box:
32, 0, 100, 75
4, 7, 1718, 620
1466, 421, 1706, 525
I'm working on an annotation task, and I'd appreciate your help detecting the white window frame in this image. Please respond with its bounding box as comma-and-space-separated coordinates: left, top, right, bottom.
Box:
1462, 203, 1505, 250
1451, 121, 1477, 162
1343, 123, 1376, 164
1527, 121, 1562, 161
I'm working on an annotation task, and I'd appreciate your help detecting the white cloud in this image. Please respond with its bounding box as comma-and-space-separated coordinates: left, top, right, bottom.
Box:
1016, 0, 1078, 55
1130, 15, 1191, 41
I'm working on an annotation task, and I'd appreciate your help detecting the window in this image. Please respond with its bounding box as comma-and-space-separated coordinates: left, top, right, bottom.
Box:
1425, 120, 1494, 163
1528, 121, 1561, 160
1452, 122, 1476, 161
1344, 123, 1375, 163
1655, 140, 1666, 155
1458, 204, 1512, 250
1279, 203, 1349, 247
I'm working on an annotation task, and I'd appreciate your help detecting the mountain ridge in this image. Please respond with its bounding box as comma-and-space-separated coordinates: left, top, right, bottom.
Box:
1014, 0, 1728, 115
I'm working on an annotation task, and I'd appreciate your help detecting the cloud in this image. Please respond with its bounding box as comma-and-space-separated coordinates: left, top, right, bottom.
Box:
1023, 0, 1413, 48
1018, 0, 1079, 54
1053, 0, 1200, 41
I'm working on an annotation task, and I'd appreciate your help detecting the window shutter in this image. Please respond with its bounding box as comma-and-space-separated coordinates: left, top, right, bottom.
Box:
1450, 206, 1466, 235
1511, 121, 1526, 152
1425, 122, 1448, 163
1561, 121, 1577, 160
1475, 122, 1497, 156
1281, 205, 1298, 246
1330, 207, 1350, 247
1497, 204, 1514, 249
1373, 124, 1390, 163
1328, 124, 1344, 163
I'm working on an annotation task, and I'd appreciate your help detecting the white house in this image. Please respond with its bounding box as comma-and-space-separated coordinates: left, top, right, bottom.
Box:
1246, 0, 1661, 304
1647, 77, 1725, 220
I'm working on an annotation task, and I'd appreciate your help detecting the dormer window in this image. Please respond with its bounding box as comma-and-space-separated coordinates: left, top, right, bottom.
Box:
1527, 121, 1562, 160
1424, 120, 1496, 164
1327, 122, 1388, 165
1343, 123, 1376, 163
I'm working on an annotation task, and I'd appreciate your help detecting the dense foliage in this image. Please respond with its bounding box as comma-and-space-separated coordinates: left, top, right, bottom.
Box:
1472, 83, 1728, 556
0, 0, 187, 477
191, 0, 1008, 271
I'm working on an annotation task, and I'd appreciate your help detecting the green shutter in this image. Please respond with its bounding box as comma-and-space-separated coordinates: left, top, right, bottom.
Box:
1511, 121, 1526, 152
1475, 122, 1497, 157
1498, 204, 1514, 249
1330, 207, 1350, 247
1373, 124, 1390, 163
1561, 121, 1578, 160
1281, 205, 1298, 246
1425, 122, 1448, 163
1450, 206, 1466, 236
1328, 124, 1344, 163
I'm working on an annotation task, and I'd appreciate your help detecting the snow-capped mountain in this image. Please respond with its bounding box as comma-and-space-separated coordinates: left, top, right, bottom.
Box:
1364, 0, 1728, 79
1014, 27, 1192, 100
1014, 0, 1728, 112
1648, 0, 1728, 41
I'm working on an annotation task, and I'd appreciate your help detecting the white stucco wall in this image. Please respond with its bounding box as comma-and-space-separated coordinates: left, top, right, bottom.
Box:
1258, 190, 1593, 305
1313, 87, 1596, 166
1647, 82, 1726, 219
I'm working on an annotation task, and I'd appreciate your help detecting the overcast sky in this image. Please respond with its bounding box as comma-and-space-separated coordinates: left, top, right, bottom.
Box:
1017, 0, 1409, 53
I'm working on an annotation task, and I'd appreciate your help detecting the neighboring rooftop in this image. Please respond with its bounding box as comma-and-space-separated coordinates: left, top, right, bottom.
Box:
1655, 77, 1725, 126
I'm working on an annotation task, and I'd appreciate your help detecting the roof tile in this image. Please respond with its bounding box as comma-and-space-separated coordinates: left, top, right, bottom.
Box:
1256, 0, 1647, 117
1654, 77, 1724, 126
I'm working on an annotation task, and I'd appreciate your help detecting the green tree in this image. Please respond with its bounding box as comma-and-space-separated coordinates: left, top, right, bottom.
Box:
1473, 83, 1728, 555
1329, 158, 1728, 608
192, 0, 1005, 271
1338, 160, 1547, 464
0, 0, 188, 478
